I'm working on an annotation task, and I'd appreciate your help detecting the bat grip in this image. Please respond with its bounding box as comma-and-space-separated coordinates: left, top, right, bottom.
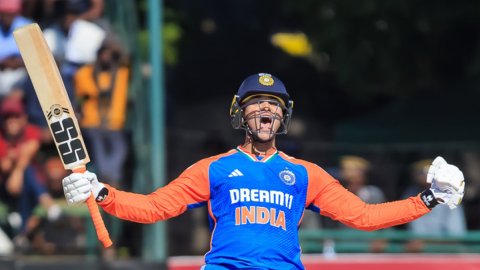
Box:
73, 167, 113, 248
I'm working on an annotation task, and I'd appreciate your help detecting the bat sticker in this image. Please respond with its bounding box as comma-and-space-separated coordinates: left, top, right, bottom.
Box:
50, 118, 87, 164
47, 104, 87, 165
46, 104, 69, 120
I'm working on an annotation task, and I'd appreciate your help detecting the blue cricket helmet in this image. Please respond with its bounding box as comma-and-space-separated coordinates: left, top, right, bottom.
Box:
236, 73, 290, 105
230, 73, 293, 134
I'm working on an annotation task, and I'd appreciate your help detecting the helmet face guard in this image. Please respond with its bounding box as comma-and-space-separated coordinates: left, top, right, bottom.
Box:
230, 94, 294, 135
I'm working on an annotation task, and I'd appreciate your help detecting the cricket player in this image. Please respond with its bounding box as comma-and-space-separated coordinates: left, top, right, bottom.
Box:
62, 73, 465, 269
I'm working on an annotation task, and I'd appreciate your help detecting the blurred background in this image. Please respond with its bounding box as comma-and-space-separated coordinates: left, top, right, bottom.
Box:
1, 0, 480, 269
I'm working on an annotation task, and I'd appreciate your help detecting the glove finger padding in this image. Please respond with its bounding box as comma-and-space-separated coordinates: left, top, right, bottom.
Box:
447, 192, 464, 209
447, 179, 466, 210
427, 156, 447, 183
63, 173, 93, 205
427, 156, 465, 210
63, 173, 89, 189
434, 164, 464, 193
63, 177, 91, 193
66, 192, 91, 206
68, 183, 92, 195
429, 186, 464, 210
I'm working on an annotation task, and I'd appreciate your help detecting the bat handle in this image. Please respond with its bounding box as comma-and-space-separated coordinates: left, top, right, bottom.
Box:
73, 167, 113, 248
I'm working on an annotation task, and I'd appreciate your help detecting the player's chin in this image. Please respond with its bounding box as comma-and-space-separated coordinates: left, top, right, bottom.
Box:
253, 130, 276, 142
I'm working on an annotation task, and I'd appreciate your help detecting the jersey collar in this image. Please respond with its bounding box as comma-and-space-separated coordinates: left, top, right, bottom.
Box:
236, 145, 278, 162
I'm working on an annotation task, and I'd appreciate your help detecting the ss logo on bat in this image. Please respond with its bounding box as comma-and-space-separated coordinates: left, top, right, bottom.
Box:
48, 106, 86, 165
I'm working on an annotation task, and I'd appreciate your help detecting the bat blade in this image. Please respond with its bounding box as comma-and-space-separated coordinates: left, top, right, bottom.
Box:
13, 23, 89, 170
13, 23, 112, 248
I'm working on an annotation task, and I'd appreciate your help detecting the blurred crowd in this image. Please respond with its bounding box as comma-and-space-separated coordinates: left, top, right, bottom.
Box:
0, 0, 131, 258
0, 0, 479, 261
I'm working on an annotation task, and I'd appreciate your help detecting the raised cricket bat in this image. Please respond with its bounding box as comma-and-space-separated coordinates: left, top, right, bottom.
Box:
13, 23, 112, 248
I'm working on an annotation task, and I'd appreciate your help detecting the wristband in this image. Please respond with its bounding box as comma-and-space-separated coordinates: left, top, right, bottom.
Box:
420, 189, 439, 209
95, 187, 109, 203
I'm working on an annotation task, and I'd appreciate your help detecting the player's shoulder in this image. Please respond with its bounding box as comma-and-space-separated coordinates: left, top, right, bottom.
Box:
278, 151, 327, 173
278, 151, 314, 166
188, 149, 238, 169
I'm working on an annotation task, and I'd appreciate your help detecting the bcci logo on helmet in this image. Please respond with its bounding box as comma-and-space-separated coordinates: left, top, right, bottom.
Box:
258, 73, 274, 86
279, 169, 295, 185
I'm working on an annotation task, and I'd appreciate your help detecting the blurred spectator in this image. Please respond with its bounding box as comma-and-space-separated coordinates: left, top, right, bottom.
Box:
11, 1, 105, 143
402, 159, 467, 252
41, 1, 106, 97
43, 1, 78, 67
45, 1, 106, 65
42, 157, 69, 199
74, 40, 129, 186
74, 40, 130, 259
340, 155, 386, 203
22, 0, 105, 27
0, 0, 31, 97
339, 155, 387, 252
13, 1, 84, 139
459, 152, 480, 230
26, 157, 87, 255
68, 0, 105, 24
0, 97, 60, 241
9, 80, 53, 144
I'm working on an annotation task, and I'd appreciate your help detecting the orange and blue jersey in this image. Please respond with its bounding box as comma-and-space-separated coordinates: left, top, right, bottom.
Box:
99, 146, 430, 269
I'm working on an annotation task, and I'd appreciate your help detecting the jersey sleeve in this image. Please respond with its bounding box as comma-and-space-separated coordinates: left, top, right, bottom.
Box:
98, 158, 211, 223
304, 162, 431, 231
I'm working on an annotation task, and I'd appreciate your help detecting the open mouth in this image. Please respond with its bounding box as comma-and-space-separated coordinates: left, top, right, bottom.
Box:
259, 115, 273, 130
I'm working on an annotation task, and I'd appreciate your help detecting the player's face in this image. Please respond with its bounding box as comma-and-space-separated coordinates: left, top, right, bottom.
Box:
242, 96, 284, 142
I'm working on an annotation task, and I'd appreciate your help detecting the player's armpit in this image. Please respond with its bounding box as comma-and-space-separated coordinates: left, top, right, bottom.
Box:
314, 181, 430, 231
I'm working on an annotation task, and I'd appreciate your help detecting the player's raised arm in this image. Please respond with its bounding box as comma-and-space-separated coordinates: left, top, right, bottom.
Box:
62, 158, 212, 223
307, 156, 465, 231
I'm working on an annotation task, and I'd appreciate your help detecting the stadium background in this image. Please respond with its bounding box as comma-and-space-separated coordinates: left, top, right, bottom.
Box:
2, 0, 480, 269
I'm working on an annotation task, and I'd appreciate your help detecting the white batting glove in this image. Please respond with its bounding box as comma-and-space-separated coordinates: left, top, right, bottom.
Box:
426, 156, 465, 209
62, 171, 105, 205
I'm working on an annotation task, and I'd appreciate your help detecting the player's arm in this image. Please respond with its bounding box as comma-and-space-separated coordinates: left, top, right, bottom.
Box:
62, 159, 211, 223
312, 181, 430, 231
306, 157, 464, 231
